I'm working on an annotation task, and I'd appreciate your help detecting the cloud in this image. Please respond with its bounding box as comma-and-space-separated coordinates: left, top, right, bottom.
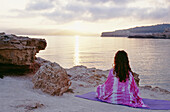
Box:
134, 6, 170, 21
41, 1, 137, 22
15, 0, 170, 23
113, 0, 135, 4
26, 0, 54, 11
78, 0, 135, 4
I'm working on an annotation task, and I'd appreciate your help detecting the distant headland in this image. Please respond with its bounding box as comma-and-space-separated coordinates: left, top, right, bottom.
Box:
101, 24, 170, 39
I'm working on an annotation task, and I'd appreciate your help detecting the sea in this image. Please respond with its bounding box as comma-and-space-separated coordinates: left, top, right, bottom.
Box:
30, 35, 170, 91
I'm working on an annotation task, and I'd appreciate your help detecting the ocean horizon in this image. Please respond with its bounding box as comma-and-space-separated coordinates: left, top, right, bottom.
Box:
30, 35, 170, 91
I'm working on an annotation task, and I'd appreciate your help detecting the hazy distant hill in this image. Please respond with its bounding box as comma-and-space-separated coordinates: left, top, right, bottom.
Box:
127, 24, 170, 33
101, 24, 170, 37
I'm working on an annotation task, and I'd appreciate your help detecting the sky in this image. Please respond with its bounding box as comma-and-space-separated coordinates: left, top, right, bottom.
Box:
0, 0, 169, 36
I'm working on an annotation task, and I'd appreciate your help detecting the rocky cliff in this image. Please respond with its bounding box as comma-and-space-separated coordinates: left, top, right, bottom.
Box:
128, 28, 170, 39
0, 32, 47, 75
101, 24, 170, 38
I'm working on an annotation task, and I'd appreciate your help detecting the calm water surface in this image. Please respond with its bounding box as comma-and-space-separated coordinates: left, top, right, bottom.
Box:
32, 35, 170, 91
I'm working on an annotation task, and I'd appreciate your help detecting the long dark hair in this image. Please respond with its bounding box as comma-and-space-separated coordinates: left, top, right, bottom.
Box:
113, 50, 132, 82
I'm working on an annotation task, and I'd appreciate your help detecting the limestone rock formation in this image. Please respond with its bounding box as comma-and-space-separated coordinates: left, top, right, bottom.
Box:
66, 66, 108, 88
0, 32, 46, 65
32, 61, 71, 96
66, 65, 140, 88
0, 32, 46, 75
140, 85, 170, 94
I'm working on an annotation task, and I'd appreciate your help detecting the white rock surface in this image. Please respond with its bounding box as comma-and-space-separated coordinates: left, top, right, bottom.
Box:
32, 61, 71, 96
66, 65, 108, 89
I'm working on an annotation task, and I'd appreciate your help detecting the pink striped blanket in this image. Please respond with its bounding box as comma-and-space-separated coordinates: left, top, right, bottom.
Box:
96, 69, 148, 108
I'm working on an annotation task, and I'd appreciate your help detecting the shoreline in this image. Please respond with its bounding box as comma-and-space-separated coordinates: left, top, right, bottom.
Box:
1, 73, 170, 112
2, 56, 169, 94
1, 58, 170, 112
1, 33, 170, 111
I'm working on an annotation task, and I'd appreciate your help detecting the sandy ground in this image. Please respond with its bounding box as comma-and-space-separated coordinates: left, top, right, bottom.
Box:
0, 76, 170, 112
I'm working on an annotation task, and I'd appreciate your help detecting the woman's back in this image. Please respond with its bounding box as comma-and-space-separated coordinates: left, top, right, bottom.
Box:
96, 68, 147, 107
96, 50, 148, 107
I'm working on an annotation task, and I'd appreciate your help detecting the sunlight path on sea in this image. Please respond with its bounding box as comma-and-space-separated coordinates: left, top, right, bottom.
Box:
74, 36, 80, 66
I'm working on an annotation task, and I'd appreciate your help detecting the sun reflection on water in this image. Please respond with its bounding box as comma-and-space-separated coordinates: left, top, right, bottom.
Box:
74, 35, 80, 65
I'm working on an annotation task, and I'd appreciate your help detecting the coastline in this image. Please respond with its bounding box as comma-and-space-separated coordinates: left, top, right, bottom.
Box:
1, 33, 170, 111
101, 24, 170, 39
1, 57, 170, 112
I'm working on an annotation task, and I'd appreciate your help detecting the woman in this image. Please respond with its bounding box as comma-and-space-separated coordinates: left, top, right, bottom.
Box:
96, 50, 148, 108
